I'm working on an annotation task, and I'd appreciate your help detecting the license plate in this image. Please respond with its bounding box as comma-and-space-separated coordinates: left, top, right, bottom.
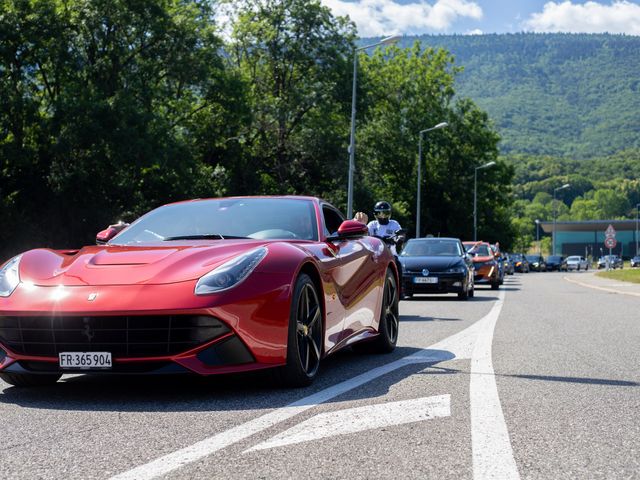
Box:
59, 352, 112, 369
414, 277, 438, 284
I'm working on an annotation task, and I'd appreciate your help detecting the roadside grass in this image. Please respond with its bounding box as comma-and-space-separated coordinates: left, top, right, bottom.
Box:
595, 265, 640, 283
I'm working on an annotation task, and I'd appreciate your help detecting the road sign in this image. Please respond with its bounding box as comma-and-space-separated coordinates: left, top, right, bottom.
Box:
604, 237, 617, 249
605, 224, 616, 238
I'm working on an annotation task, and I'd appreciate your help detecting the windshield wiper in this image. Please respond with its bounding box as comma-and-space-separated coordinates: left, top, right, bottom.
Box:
163, 234, 247, 241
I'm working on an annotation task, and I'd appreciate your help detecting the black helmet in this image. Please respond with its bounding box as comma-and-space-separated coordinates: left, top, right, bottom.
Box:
374, 201, 391, 225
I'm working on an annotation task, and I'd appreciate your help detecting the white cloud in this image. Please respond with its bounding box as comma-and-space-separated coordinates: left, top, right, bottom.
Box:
524, 1, 640, 34
466, 28, 484, 35
321, 0, 483, 37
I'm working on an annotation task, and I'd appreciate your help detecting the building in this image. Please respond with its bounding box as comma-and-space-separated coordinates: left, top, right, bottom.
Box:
539, 220, 639, 259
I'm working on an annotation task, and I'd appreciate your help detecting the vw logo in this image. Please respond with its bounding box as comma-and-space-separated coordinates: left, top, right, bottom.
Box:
422, 269, 430, 276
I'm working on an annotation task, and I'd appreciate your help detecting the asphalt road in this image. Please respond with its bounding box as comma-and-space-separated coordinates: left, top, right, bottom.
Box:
1, 271, 639, 479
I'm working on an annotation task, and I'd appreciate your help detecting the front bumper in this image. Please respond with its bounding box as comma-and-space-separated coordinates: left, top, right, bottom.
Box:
0, 275, 292, 376
402, 272, 466, 294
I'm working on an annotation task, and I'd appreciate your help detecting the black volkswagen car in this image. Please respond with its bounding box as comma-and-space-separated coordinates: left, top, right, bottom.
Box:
545, 255, 568, 271
398, 237, 474, 300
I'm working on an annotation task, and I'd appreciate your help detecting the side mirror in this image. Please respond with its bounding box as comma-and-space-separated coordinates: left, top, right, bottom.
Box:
96, 222, 129, 245
327, 220, 368, 241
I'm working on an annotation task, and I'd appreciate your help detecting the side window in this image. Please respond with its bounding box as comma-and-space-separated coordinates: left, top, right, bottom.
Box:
322, 206, 345, 237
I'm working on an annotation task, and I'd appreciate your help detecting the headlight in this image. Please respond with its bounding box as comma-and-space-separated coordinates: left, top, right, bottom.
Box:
195, 247, 267, 295
0, 255, 22, 297
445, 266, 465, 273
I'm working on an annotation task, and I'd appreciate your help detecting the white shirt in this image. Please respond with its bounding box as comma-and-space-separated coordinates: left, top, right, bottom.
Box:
367, 219, 402, 255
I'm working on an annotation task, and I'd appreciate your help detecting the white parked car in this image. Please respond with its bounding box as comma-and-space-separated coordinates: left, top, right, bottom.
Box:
566, 255, 589, 271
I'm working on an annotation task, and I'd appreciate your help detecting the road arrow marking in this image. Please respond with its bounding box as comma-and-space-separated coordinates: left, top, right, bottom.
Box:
246, 394, 451, 452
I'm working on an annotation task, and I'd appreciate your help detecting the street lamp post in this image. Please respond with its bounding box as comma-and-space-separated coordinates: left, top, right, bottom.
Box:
347, 34, 401, 218
552, 183, 570, 255
416, 122, 448, 237
473, 161, 496, 241
535, 219, 540, 255
636, 203, 640, 256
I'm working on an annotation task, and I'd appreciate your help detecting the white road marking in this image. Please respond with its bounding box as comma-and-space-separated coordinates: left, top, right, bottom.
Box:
470, 290, 520, 480
247, 395, 451, 451
111, 290, 512, 480
563, 275, 640, 297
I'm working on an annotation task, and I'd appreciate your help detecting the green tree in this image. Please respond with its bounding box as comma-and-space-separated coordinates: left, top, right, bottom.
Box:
356, 43, 512, 244
227, 0, 355, 201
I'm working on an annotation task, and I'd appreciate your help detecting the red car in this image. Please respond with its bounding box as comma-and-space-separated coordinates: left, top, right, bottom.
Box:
0, 197, 399, 388
462, 241, 500, 290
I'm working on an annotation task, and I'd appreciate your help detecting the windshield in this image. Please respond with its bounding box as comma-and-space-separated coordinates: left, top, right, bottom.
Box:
567, 256, 581, 261
464, 244, 492, 256
525, 255, 540, 262
111, 198, 319, 244
510, 254, 524, 261
547, 256, 562, 262
401, 240, 462, 257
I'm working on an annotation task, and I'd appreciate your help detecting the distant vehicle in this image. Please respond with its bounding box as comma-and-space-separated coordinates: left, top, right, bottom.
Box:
525, 254, 546, 272
597, 255, 623, 269
503, 253, 515, 275
631, 255, 640, 268
463, 241, 500, 289
510, 253, 530, 273
399, 237, 474, 299
566, 255, 589, 271
545, 255, 567, 272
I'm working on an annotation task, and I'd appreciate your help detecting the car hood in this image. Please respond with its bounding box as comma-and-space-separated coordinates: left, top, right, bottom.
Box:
18, 241, 274, 286
399, 256, 464, 271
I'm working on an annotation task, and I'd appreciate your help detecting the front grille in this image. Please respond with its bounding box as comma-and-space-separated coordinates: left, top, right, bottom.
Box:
0, 315, 230, 358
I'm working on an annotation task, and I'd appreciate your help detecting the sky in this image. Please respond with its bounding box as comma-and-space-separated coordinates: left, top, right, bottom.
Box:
319, 0, 640, 37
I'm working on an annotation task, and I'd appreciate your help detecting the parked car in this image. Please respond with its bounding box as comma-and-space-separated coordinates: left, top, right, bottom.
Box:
597, 255, 623, 269
525, 254, 546, 272
0, 196, 401, 388
503, 253, 515, 275
463, 241, 500, 289
510, 253, 530, 273
631, 255, 640, 268
566, 255, 589, 271
399, 237, 474, 300
545, 255, 568, 272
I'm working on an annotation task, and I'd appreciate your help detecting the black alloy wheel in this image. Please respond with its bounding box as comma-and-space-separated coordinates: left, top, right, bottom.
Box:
276, 273, 323, 387
355, 268, 399, 354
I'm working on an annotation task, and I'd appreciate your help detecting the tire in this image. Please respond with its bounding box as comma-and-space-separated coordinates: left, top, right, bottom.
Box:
0, 372, 62, 387
491, 280, 499, 290
457, 288, 469, 300
275, 273, 323, 387
354, 268, 399, 354
468, 283, 475, 298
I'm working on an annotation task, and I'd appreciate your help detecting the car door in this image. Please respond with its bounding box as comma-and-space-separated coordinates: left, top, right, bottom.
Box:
311, 204, 384, 351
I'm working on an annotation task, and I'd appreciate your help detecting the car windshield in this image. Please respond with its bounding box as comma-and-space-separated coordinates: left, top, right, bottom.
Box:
401, 240, 462, 257
525, 255, 540, 262
567, 256, 581, 261
547, 256, 562, 262
464, 244, 491, 256
111, 198, 319, 244
510, 254, 524, 261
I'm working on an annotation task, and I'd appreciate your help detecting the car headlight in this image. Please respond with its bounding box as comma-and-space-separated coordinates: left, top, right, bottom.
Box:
0, 255, 22, 297
445, 266, 466, 273
195, 247, 267, 295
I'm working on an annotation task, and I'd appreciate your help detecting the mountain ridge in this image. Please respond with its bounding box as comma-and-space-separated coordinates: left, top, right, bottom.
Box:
367, 33, 640, 158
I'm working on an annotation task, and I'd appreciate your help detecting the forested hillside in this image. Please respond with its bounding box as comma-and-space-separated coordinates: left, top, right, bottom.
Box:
393, 33, 640, 157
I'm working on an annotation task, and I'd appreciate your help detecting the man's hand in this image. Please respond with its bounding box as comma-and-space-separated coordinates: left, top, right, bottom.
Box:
354, 211, 368, 224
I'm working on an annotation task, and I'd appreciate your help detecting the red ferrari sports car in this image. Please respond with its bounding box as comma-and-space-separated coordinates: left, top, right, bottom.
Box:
0, 196, 400, 387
